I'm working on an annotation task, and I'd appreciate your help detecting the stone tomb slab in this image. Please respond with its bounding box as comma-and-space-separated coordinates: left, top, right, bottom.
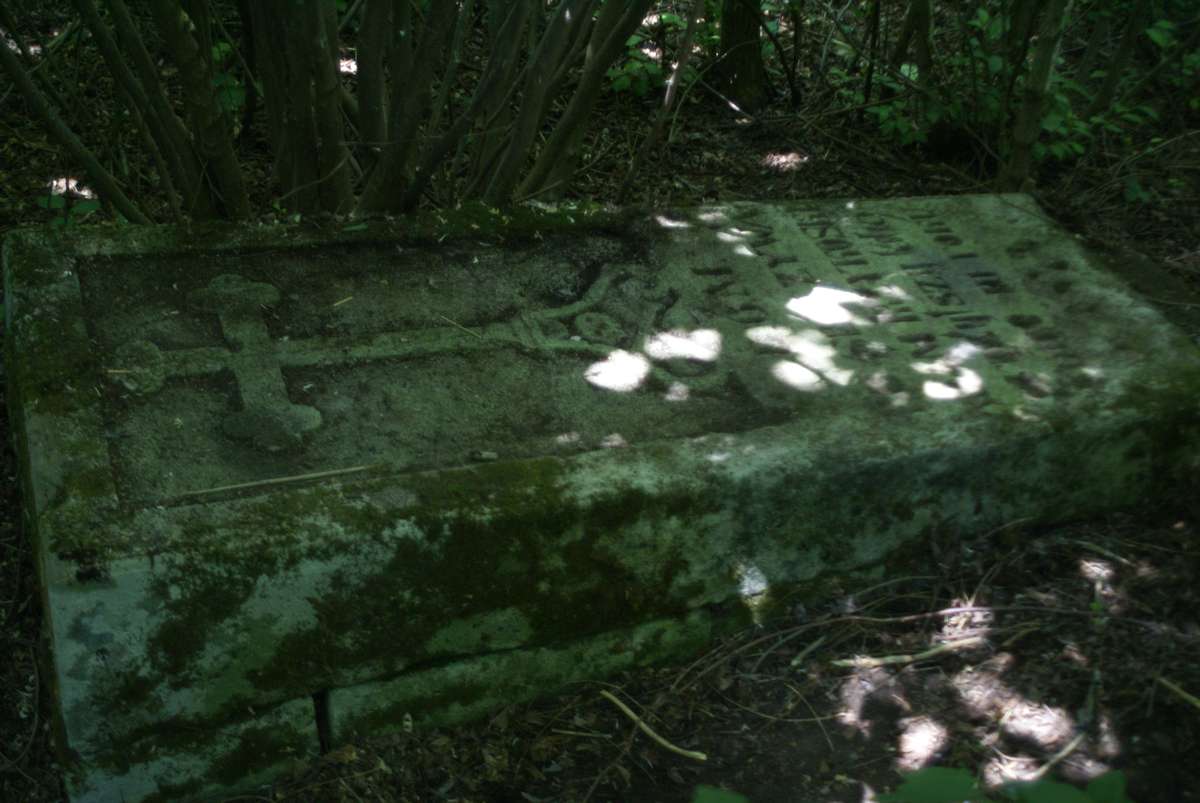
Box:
4, 195, 1198, 801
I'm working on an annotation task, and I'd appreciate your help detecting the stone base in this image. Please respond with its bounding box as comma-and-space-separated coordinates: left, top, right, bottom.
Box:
4, 195, 1198, 801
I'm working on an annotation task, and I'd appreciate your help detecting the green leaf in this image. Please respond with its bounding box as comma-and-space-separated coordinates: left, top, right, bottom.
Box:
1124, 176, 1152, 202
692, 786, 749, 803
35, 195, 65, 210
1004, 780, 1092, 803
987, 55, 1004, 74
74, 200, 101, 215
612, 74, 631, 92
1145, 20, 1175, 49
1041, 111, 1064, 131
1085, 771, 1133, 803
879, 767, 990, 802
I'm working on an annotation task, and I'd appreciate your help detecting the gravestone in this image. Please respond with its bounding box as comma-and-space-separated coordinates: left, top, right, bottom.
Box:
4, 195, 1198, 802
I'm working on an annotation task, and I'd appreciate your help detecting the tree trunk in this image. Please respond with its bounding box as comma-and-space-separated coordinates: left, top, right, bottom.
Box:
997, 0, 1072, 192
1085, 0, 1150, 119
357, 2, 458, 213
889, 0, 932, 80
306, 0, 354, 213
357, 0, 392, 161
517, 0, 653, 200
0, 36, 149, 223
719, 0, 768, 113
148, 0, 250, 218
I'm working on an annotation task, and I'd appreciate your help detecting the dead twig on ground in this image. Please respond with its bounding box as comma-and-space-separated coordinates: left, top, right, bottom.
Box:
831, 635, 987, 669
598, 690, 706, 761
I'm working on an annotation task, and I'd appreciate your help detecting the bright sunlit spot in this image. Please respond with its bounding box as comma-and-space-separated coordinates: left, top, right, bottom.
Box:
655, 214, 691, 229
877, 284, 912, 300
912, 342, 984, 400
339, 55, 358, 74
47, 177, 95, 198
584, 350, 650, 392
734, 562, 771, 624
761, 151, 809, 172
748, 326, 855, 387
600, 433, 628, 448
644, 328, 721, 362
950, 657, 1111, 789
771, 360, 824, 391
786, 286, 876, 326
664, 382, 690, 402
837, 667, 907, 737
896, 716, 949, 771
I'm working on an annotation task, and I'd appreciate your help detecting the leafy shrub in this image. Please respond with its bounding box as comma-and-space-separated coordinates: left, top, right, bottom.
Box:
878, 767, 1136, 803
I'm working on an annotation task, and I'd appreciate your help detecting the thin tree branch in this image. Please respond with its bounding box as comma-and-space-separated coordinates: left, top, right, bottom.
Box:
0, 38, 150, 223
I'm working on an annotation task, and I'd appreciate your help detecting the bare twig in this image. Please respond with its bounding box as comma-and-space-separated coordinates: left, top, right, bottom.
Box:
830, 635, 986, 668
599, 690, 706, 761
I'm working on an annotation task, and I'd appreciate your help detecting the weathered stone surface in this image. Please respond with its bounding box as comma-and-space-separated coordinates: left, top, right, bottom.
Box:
3, 195, 1198, 801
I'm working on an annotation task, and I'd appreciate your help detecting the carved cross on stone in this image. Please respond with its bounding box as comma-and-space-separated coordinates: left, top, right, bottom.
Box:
107, 269, 646, 455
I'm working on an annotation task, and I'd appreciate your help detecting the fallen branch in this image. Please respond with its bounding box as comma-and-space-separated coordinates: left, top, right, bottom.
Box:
831, 635, 986, 669
598, 690, 706, 761
1157, 676, 1200, 713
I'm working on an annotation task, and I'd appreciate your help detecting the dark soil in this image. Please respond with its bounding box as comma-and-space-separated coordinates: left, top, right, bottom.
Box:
2, 6, 1200, 803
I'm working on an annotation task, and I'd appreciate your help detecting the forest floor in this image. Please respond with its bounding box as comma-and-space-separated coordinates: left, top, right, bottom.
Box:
3, 12, 1200, 803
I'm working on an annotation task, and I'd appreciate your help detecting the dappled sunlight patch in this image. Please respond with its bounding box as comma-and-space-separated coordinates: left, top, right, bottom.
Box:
1078, 557, 1126, 615
771, 360, 825, 391
584, 349, 650, 391
748, 326, 854, 387
939, 599, 994, 641
1059, 642, 1090, 667
654, 214, 690, 229
997, 699, 1075, 749
599, 433, 628, 449
949, 654, 1102, 785
912, 342, 984, 400
786, 286, 877, 326
2, 33, 28, 55
876, 284, 912, 301
664, 382, 690, 401
644, 328, 721, 362
1095, 714, 1122, 759
951, 658, 1014, 719
761, 151, 809, 172
981, 754, 1042, 787
735, 562, 772, 624
338, 55, 357, 75
1079, 558, 1115, 583
896, 715, 949, 771
865, 371, 911, 406
836, 667, 908, 738
46, 176, 95, 198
